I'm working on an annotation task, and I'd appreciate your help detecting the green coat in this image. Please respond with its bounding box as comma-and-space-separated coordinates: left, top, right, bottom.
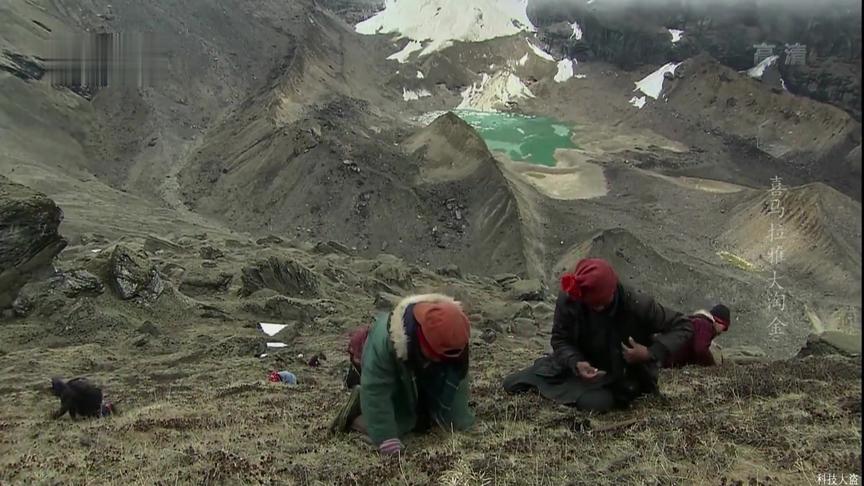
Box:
359, 294, 475, 446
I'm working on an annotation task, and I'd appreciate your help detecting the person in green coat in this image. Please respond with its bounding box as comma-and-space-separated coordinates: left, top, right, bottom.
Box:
332, 293, 476, 456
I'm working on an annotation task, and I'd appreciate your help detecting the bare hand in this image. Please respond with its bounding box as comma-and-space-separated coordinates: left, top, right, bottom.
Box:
621, 337, 651, 364
575, 361, 607, 382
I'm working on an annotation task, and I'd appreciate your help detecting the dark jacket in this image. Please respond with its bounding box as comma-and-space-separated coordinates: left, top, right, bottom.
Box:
360, 294, 475, 446
664, 311, 718, 368
550, 284, 693, 396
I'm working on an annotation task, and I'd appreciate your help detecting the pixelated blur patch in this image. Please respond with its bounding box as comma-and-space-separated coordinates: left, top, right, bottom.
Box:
40, 31, 168, 94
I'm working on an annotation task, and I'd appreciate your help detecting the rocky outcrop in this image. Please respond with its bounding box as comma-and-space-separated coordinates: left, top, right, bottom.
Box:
179, 273, 233, 296
507, 279, 546, 302
796, 332, 862, 358
781, 60, 862, 122
54, 270, 105, 298
109, 245, 164, 302
240, 257, 321, 297
372, 255, 413, 290
0, 177, 67, 309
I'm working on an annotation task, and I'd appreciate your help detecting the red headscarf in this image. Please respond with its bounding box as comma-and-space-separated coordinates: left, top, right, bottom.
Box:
560, 258, 619, 308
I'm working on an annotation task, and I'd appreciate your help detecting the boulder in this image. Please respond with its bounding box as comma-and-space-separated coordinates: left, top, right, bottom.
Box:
55, 270, 105, 298
108, 245, 164, 301
241, 295, 335, 321
721, 345, 768, 364
0, 177, 67, 308
493, 273, 519, 287
137, 321, 161, 336
11, 294, 34, 317
796, 332, 861, 358
313, 240, 353, 256
199, 245, 224, 260
179, 272, 233, 296
480, 328, 498, 344
372, 255, 413, 289
256, 235, 284, 246
436, 264, 462, 278
508, 317, 538, 337
374, 291, 402, 310
508, 279, 545, 301
240, 257, 320, 297
143, 235, 184, 254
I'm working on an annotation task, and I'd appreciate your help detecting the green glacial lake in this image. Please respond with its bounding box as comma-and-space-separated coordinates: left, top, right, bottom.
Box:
454, 110, 577, 167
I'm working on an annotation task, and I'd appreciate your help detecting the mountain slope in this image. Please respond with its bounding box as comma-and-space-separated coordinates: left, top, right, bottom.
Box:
403, 112, 527, 273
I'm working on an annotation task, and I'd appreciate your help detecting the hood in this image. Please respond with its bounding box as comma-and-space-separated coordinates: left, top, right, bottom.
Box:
388, 293, 461, 361
692, 309, 716, 323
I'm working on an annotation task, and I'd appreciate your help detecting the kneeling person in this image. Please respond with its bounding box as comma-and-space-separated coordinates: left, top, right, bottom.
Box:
337, 294, 476, 455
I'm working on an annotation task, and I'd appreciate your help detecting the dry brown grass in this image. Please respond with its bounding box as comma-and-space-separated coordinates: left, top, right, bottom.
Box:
0, 240, 859, 485
0, 321, 859, 486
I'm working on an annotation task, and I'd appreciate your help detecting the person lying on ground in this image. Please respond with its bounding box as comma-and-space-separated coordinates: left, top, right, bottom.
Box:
503, 258, 693, 412
660, 304, 731, 368
50, 377, 115, 419
330, 293, 475, 456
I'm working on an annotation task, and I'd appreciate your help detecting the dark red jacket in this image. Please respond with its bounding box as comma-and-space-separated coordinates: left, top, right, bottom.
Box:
664, 312, 717, 368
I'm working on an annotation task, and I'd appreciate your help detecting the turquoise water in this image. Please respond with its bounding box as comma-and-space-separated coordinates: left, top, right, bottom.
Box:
454, 110, 577, 167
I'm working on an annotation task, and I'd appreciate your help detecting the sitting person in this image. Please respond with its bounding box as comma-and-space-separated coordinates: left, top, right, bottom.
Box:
330, 294, 475, 456
503, 258, 693, 412
662, 304, 731, 368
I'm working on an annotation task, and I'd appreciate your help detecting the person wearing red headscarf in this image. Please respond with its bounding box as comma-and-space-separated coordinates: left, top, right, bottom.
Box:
503, 258, 693, 412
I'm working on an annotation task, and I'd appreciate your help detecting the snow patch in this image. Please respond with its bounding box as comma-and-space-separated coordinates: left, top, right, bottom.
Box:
458, 71, 534, 111
668, 29, 684, 43
746, 55, 778, 79
266, 342, 288, 349
571, 21, 583, 40
526, 39, 555, 61
403, 88, 432, 101
575, 74, 587, 79
518, 54, 529, 66
629, 96, 647, 109
554, 59, 576, 83
416, 70, 425, 79
552, 124, 570, 137
260, 323, 288, 336
357, 0, 535, 57
387, 40, 424, 63
634, 62, 680, 99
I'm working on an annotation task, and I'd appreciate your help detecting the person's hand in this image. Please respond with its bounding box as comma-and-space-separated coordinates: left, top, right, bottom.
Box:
622, 337, 652, 364
379, 438, 404, 456
575, 361, 607, 382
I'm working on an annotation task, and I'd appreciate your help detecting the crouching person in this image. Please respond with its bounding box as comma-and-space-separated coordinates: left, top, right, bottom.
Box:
503, 258, 693, 412
331, 294, 475, 456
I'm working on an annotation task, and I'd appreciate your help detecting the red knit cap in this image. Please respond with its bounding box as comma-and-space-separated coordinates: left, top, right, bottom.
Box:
560, 258, 619, 308
413, 300, 470, 359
